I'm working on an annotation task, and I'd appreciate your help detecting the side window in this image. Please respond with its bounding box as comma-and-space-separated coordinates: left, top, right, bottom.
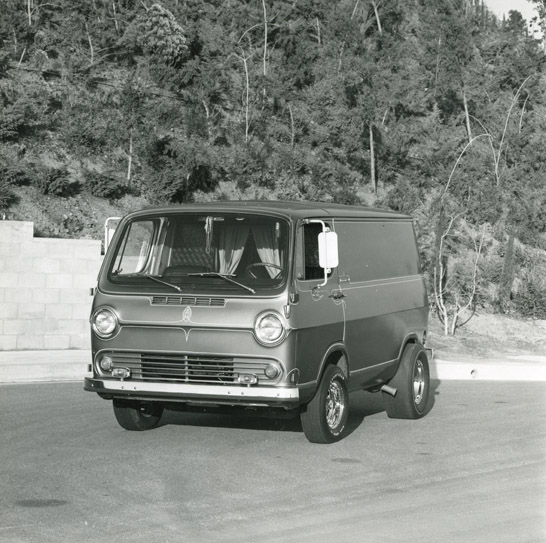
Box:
296, 222, 333, 281
336, 221, 420, 282
112, 220, 156, 275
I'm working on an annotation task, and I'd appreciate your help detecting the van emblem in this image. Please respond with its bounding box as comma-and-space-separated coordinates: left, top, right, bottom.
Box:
182, 306, 192, 323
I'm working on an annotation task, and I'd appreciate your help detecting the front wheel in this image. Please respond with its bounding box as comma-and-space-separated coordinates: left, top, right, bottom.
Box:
113, 399, 164, 431
383, 343, 430, 419
301, 365, 349, 444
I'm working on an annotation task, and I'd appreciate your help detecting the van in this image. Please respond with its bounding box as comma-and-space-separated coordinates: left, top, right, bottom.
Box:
84, 201, 430, 443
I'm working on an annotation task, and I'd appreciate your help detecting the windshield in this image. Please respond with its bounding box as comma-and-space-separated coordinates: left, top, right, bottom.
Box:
107, 213, 290, 293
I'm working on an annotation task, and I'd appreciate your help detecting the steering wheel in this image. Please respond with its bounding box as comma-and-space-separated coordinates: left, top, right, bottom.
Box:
245, 262, 283, 279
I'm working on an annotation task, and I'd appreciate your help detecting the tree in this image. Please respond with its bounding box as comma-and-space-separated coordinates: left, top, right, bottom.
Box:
433, 212, 486, 335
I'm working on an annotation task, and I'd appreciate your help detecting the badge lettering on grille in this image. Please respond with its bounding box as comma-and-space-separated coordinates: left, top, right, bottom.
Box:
182, 306, 192, 323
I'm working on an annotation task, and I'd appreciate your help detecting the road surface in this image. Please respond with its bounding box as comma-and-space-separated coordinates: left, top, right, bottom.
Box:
1, 380, 545, 542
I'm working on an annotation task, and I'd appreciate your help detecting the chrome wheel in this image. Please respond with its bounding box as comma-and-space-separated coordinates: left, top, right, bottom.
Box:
413, 358, 426, 406
383, 343, 430, 420
326, 379, 346, 430
301, 365, 349, 443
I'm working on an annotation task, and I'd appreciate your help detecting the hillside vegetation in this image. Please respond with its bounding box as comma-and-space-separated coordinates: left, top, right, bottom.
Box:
1, 0, 546, 329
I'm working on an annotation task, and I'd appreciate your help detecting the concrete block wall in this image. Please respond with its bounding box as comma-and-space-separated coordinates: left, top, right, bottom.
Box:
0, 221, 102, 351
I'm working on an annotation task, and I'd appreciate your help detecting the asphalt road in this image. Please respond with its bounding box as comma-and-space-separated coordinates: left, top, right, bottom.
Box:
1, 380, 545, 543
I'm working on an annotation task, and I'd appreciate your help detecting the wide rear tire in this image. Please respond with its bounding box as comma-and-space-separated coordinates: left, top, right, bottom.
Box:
113, 399, 164, 431
383, 343, 430, 419
301, 365, 349, 444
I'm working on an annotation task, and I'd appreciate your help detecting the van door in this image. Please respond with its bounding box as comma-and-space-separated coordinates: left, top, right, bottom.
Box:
292, 221, 344, 390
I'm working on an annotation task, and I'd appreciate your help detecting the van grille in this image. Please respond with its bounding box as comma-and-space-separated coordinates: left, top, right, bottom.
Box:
151, 296, 225, 307
104, 352, 274, 384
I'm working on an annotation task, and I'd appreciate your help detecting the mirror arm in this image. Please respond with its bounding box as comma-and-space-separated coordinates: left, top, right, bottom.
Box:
307, 219, 330, 288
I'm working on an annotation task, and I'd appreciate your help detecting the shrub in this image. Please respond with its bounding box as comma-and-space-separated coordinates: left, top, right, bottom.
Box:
0, 163, 34, 186
35, 166, 79, 197
513, 257, 546, 319
0, 179, 17, 210
85, 170, 130, 200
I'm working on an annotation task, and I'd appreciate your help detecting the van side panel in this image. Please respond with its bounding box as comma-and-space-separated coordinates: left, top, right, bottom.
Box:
334, 220, 428, 387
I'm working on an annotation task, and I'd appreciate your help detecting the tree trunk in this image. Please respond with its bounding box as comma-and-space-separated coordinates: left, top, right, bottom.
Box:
288, 104, 295, 148
127, 130, 133, 184
369, 123, 376, 194
498, 232, 515, 311
262, 0, 268, 80
371, 0, 383, 35
86, 23, 94, 65
463, 89, 472, 143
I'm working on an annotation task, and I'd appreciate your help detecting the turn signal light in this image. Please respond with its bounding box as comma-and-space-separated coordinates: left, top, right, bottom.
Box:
112, 368, 130, 379
238, 374, 258, 385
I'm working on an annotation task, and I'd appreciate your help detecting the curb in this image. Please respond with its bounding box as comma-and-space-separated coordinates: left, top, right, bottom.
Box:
0, 350, 91, 383
0, 351, 545, 383
431, 356, 546, 382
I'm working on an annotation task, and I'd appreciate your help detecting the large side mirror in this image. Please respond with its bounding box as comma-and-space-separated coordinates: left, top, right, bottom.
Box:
104, 217, 121, 254
318, 230, 339, 269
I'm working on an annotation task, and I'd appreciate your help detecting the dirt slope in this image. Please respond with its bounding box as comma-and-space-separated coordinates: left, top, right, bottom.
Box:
428, 313, 546, 360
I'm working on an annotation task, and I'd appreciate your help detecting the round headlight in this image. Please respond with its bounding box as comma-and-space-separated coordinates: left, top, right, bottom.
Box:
254, 312, 286, 346
92, 308, 118, 339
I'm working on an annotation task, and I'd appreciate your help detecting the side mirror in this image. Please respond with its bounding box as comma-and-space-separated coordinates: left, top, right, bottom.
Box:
104, 217, 121, 254
318, 230, 339, 269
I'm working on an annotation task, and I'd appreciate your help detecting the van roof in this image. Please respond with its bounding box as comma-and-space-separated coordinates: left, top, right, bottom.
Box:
128, 200, 411, 221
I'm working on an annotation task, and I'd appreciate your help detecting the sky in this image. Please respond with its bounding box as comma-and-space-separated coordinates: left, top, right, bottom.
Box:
483, 0, 538, 22
483, 0, 542, 37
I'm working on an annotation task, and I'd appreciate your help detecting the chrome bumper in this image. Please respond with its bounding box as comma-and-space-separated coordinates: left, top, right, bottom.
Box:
84, 377, 299, 404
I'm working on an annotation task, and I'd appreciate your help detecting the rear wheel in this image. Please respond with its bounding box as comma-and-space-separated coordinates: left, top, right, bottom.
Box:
383, 343, 430, 419
301, 365, 349, 444
113, 399, 164, 431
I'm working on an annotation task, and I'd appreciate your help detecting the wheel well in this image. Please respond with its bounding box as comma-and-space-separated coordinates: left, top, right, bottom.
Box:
324, 350, 348, 378
397, 334, 422, 363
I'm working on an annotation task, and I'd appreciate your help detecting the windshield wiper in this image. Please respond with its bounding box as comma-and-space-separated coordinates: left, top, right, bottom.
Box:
146, 275, 183, 292
112, 273, 183, 292
188, 272, 256, 294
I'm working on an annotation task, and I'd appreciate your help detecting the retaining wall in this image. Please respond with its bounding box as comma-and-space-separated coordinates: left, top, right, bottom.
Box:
0, 221, 101, 351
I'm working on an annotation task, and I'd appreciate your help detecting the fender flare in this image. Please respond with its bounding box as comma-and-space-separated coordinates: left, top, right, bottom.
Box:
297, 342, 348, 405
394, 332, 424, 370
317, 341, 349, 381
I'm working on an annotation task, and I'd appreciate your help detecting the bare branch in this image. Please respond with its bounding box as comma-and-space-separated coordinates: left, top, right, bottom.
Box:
468, 115, 499, 185
518, 94, 530, 134
85, 23, 94, 65
496, 75, 532, 181
442, 133, 491, 199
262, 0, 268, 79
458, 225, 486, 316
371, 0, 383, 35
288, 104, 295, 148
17, 47, 27, 67
232, 49, 254, 145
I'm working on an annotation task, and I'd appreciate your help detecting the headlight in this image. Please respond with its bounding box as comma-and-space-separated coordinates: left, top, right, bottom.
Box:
254, 312, 287, 346
91, 308, 119, 339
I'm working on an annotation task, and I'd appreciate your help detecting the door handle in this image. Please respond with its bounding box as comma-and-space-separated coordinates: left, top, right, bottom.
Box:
329, 291, 346, 300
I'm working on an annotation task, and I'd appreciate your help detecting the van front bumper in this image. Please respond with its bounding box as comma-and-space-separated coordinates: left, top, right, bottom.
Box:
84, 377, 299, 407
